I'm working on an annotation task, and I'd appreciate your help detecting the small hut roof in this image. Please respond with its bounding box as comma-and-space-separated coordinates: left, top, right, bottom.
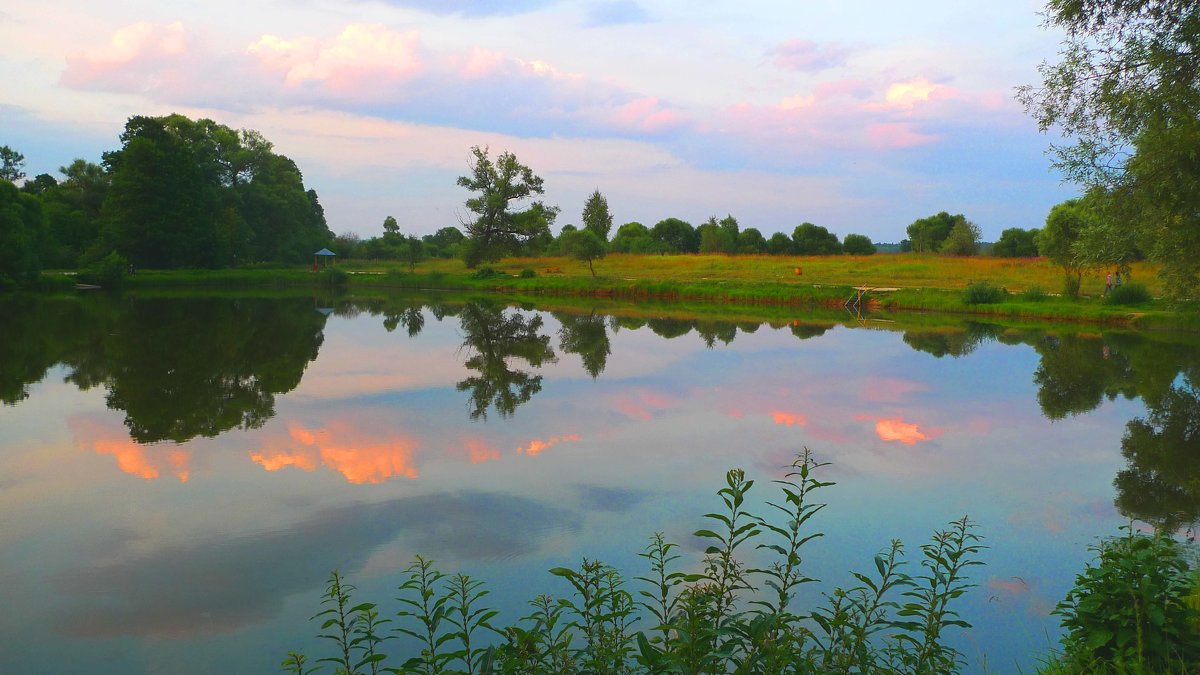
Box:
315, 248, 337, 256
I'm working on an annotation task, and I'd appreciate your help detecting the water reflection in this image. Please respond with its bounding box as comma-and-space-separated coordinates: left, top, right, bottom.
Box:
1115, 379, 1200, 532
456, 300, 556, 420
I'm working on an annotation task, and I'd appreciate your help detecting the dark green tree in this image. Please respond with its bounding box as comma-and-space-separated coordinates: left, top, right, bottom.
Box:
906, 212, 962, 253
842, 233, 876, 255
1115, 379, 1200, 532
556, 311, 611, 378
651, 217, 698, 253
581, 189, 613, 241
401, 234, 425, 272
940, 219, 981, 256
457, 146, 549, 267
737, 227, 767, 254
791, 222, 841, 255
697, 216, 736, 253
561, 228, 606, 277
0, 145, 25, 182
991, 228, 1040, 257
766, 231, 795, 255
383, 216, 399, 238
610, 221, 655, 253
0, 180, 43, 286
1039, 199, 1094, 297
456, 301, 555, 419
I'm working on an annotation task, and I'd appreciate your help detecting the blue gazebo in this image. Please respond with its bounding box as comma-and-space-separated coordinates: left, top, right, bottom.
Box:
314, 248, 336, 270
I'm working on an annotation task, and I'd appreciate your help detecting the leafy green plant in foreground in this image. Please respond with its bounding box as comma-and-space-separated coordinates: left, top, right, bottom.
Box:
287, 450, 987, 674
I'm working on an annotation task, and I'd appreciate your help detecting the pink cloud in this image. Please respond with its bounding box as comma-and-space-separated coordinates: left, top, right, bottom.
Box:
62, 21, 192, 91
247, 24, 423, 93
610, 97, 688, 134
767, 39, 851, 72
771, 411, 807, 427
517, 434, 581, 456
251, 420, 419, 484
613, 389, 675, 420
867, 122, 938, 149
855, 414, 942, 445
464, 438, 501, 464
877, 77, 956, 111
70, 416, 191, 482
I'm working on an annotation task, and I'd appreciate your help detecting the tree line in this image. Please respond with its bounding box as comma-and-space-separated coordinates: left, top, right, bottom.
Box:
0, 113, 332, 286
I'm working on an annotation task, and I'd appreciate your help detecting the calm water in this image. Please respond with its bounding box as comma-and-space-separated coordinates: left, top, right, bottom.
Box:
1, 291, 1196, 674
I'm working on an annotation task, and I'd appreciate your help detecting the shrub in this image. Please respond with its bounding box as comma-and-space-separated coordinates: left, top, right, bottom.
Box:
1105, 282, 1151, 306
1053, 531, 1200, 672
78, 251, 128, 288
324, 267, 349, 285
519, 268, 537, 278
1019, 286, 1048, 302
471, 266, 501, 280
963, 281, 1008, 305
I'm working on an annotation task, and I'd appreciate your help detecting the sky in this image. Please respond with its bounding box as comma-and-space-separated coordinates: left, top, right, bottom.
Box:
0, 0, 1080, 242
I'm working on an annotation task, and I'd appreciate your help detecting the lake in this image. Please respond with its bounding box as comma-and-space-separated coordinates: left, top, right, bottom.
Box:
1, 291, 1195, 673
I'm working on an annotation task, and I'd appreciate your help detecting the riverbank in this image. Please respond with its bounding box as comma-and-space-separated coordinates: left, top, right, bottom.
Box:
36, 253, 1200, 331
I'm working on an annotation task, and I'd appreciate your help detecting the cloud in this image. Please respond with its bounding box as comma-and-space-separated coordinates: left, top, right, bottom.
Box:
612, 388, 675, 421
516, 433, 581, 456
61, 21, 192, 93
52, 492, 581, 638
767, 39, 851, 72
770, 411, 807, 427
856, 415, 942, 445
463, 437, 501, 464
70, 416, 191, 483
368, 0, 556, 16
247, 24, 424, 93
858, 377, 930, 403
250, 420, 419, 484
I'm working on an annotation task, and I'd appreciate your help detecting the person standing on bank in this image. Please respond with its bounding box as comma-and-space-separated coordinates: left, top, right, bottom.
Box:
1105, 272, 1113, 295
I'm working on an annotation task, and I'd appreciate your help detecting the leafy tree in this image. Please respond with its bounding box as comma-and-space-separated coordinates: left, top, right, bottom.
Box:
0, 180, 43, 286
842, 233, 876, 255
456, 146, 550, 267
422, 226, 465, 258
1018, 0, 1200, 298
610, 221, 656, 253
581, 189, 613, 241
766, 231, 794, 255
332, 232, 361, 259
401, 234, 425, 272
650, 217, 698, 253
1039, 199, 1094, 297
556, 311, 611, 378
456, 300, 555, 420
1115, 379, 1200, 533
718, 214, 740, 241
940, 219, 981, 256
899, 238, 913, 253
697, 216, 735, 253
906, 212, 964, 253
383, 215, 399, 238
991, 228, 1040, 257
737, 227, 767, 254
21, 173, 57, 195
0, 145, 25, 182
561, 228, 606, 277
791, 222, 841, 255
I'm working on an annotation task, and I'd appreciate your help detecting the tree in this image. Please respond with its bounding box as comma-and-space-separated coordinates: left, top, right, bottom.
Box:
697, 216, 735, 253
842, 233, 876, 255
650, 217, 698, 253
456, 300, 555, 420
940, 219, 981, 256
422, 226, 465, 258
557, 311, 611, 378
1018, 0, 1200, 297
0, 145, 26, 182
791, 222, 841, 255
906, 212, 962, 252
456, 146, 549, 267
382, 215, 399, 238
561, 228, 606, 277
580, 189, 613, 241
610, 221, 657, 253
738, 227, 767, 254
0, 180, 43, 285
401, 234, 425, 272
1039, 199, 1094, 297
766, 231, 794, 255
992, 228, 1040, 257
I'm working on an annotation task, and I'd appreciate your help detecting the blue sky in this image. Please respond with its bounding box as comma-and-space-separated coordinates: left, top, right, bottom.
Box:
0, 1, 1078, 241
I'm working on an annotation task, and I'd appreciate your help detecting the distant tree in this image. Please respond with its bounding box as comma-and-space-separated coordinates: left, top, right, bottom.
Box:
401, 234, 424, 272
842, 233, 876, 255
332, 232, 361, 259
698, 216, 735, 253
382, 215, 399, 238
766, 231, 795, 255
992, 227, 1040, 257
422, 226, 465, 258
457, 146, 549, 267
906, 212, 962, 252
651, 217, 698, 253
0, 180, 42, 285
940, 219, 982, 256
792, 222, 841, 255
610, 221, 650, 253
738, 227, 767, 254
561, 228, 606, 277
21, 173, 57, 195
1039, 199, 1093, 297
581, 189, 613, 241
899, 238, 912, 253
719, 214, 740, 242
0, 146, 26, 182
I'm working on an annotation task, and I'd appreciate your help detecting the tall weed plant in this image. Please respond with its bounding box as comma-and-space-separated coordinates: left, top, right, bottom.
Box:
285, 450, 987, 674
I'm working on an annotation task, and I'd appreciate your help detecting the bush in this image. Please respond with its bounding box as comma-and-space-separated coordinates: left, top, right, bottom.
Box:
963, 281, 1008, 304
519, 268, 537, 278
1053, 531, 1200, 672
1063, 274, 1081, 299
471, 266, 501, 280
1105, 282, 1151, 306
324, 267, 349, 285
1018, 286, 1048, 302
78, 251, 128, 288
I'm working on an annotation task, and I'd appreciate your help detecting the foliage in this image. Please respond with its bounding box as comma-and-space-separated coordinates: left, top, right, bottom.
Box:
0, 178, 43, 286
940, 220, 982, 256
907, 212, 965, 253
610, 221, 655, 253
1115, 379, 1200, 533
580, 189, 613, 242
79, 251, 129, 288
1104, 281, 1150, 306
457, 146, 555, 267
992, 228, 1040, 258
289, 452, 988, 674
1040, 200, 1096, 297
842, 233, 877, 255
1018, 286, 1048, 302
401, 234, 425, 273
1018, 0, 1200, 299
650, 217, 698, 254
766, 231, 795, 255
0, 145, 25, 182
737, 227, 767, 254
561, 229, 607, 278
1052, 530, 1200, 673
519, 268, 536, 278
962, 281, 1007, 304
792, 222, 842, 255
382, 216, 399, 237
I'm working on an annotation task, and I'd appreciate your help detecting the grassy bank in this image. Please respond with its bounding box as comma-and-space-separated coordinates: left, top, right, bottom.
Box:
40, 253, 1200, 330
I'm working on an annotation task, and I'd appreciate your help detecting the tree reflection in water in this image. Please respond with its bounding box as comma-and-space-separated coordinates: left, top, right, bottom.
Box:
1115, 379, 1200, 533
456, 300, 556, 420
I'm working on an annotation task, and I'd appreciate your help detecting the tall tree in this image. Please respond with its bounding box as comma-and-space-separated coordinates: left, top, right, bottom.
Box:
842, 233, 877, 255
561, 228, 606, 277
906, 212, 961, 253
791, 222, 841, 255
1039, 199, 1094, 297
651, 217, 698, 253
0, 145, 26, 182
457, 146, 549, 267
581, 189, 613, 241
992, 227, 1040, 257
382, 215, 400, 238
940, 219, 982, 256
1018, 0, 1200, 297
